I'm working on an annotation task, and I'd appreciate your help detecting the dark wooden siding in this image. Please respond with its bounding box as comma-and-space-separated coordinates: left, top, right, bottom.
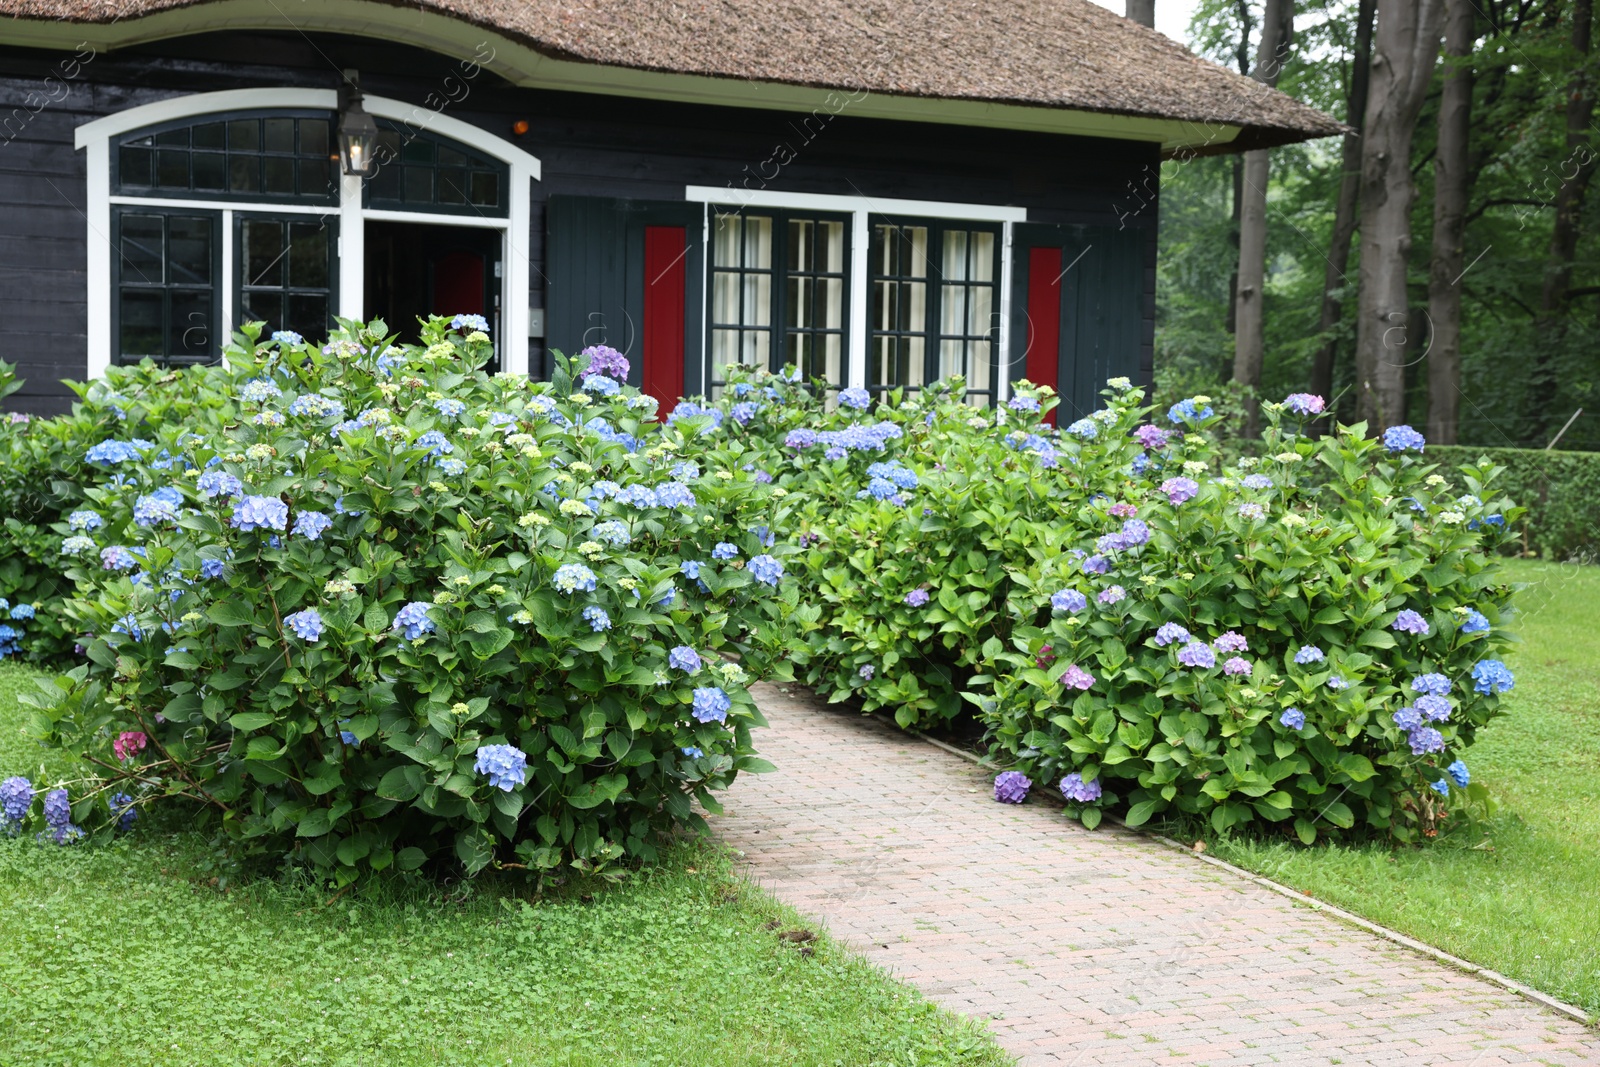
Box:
0, 31, 1159, 414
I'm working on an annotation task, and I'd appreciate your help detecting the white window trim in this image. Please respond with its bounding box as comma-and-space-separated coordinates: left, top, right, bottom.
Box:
685, 185, 1024, 394
76, 88, 541, 378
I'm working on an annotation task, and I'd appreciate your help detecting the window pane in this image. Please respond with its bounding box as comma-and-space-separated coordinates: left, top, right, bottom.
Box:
712, 328, 740, 366
243, 220, 284, 287
192, 152, 227, 191
971, 232, 995, 282
119, 290, 163, 356
788, 219, 812, 272
822, 277, 844, 329
229, 155, 258, 194
155, 127, 188, 148
438, 167, 468, 204
743, 217, 772, 269
939, 338, 965, 379
287, 293, 328, 339
469, 171, 498, 207
228, 119, 260, 151
438, 146, 468, 168
156, 149, 189, 188
239, 290, 282, 331
370, 161, 401, 201
299, 159, 332, 199
787, 277, 812, 329
713, 215, 740, 267
740, 330, 769, 367
403, 166, 433, 202
299, 119, 329, 157
742, 273, 771, 326
288, 223, 329, 288
264, 118, 295, 154
119, 216, 164, 284
943, 230, 969, 281
263, 157, 295, 195
940, 284, 965, 337
169, 290, 213, 357
192, 122, 226, 150
402, 139, 433, 165
168, 217, 212, 285
822, 221, 846, 273
712, 271, 739, 326
119, 145, 153, 187
970, 285, 993, 335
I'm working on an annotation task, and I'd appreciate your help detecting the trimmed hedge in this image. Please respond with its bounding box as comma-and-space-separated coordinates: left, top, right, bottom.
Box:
1428, 445, 1600, 562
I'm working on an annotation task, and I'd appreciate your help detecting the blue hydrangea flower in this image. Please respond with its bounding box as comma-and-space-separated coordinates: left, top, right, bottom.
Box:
271, 330, 303, 345
859, 476, 901, 502
451, 313, 491, 333
392, 602, 436, 641
671, 460, 702, 481
109, 791, 137, 831
1392, 706, 1423, 731
747, 554, 783, 587
231, 495, 289, 532
1382, 424, 1426, 452
292, 511, 333, 540
415, 430, 454, 459
0, 776, 32, 825
1051, 589, 1087, 613
1060, 773, 1103, 803
340, 724, 358, 745
284, 608, 324, 641
1008, 395, 1040, 413
1082, 555, 1110, 575
1447, 760, 1470, 788
654, 482, 697, 510
655, 586, 677, 610
61, 535, 95, 556
712, 542, 739, 560
906, 589, 930, 607
1416, 694, 1452, 722
1098, 585, 1127, 605
616, 485, 659, 508
434, 398, 466, 419
1241, 474, 1274, 490
582, 605, 611, 632
9, 603, 34, 621
1279, 707, 1305, 730
838, 387, 871, 410
85, 439, 149, 464
553, 563, 598, 594
239, 379, 283, 404
1177, 642, 1216, 669
288, 394, 345, 419
1153, 622, 1190, 647
1430, 779, 1451, 798
1066, 417, 1099, 439
1408, 727, 1445, 755
196, 470, 243, 500
1471, 659, 1514, 694
665, 402, 725, 434
681, 746, 704, 759
200, 558, 226, 580
474, 744, 527, 791
680, 560, 704, 580
858, 664, 875, 680
1459, 610, 1490, 634
691, 686, 732, 723
68, 509, 104, 531
437, 458, 468, 477
1167, 398, 1214, 424
1410, 673, 1452, 696
1392, 610, 1430, 635
591, 521, 630, 547
1294, 645, 1324, 664
669, 646, 702, 673
43, 787, 70, 827
993, 770, 1030, 804
1327, 676, 1350, 690
101, 546, 139, 571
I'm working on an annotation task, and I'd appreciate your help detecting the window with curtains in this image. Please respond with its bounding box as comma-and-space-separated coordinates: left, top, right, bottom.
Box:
708, 210, 849, 394
869, 219, 1000, 406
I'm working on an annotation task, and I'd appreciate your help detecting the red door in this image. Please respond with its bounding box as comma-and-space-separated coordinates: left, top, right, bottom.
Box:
641, 225, 687, 418
1025, 246, 1062, 424
433, 251, 485, 323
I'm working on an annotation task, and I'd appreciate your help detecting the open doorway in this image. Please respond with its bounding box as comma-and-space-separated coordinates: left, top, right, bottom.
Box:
364, 220, 501, 362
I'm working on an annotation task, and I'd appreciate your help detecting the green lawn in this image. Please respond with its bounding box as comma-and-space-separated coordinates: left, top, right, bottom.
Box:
1191, 559, 1600, 1017
0, 669, 1010, 1067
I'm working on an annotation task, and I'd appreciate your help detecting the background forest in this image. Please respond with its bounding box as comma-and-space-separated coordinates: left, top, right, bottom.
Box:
1156, 0, 1598, 451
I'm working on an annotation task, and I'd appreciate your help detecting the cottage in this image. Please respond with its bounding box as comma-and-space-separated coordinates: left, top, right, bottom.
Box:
0, 0, 1339, 415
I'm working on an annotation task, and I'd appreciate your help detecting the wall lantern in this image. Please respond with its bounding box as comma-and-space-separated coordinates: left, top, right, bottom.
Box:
336, 70, 380, 178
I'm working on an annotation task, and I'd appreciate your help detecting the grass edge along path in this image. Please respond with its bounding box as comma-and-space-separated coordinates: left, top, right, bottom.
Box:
0, 664, 1013, 1067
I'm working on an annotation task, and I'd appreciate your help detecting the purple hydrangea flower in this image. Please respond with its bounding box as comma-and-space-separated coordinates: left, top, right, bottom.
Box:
1119, 519, 1151, 546
1082, 555, 1110, 576
906, 589, 931, 607
1393, 610, 1430, 635
109, 792, 137, 831
1061, 665, 1095, 690
43, 788, 70, 827
1408, 727, 1445, 755
1160, 477, 1200, 505
1279, 707, 1305, 730
284, 609, 324, 641
1059, 772, 1102, 804
1411, 673, 1452, 696
1213, 631, 1248, 654
1471, 659, 1514, 694
1382, 424, 1426, 452
0, 776, 31, 825
1416, 694, 1452, 722
838, 387, 871, 410
1177, 642, 1216, 669
292, 511, 333, 541
1008, 395, 1040, 413
1294, 645, 1324, 664
1222, 657, 1252, 677
1051, 589, 1087, 613
1132, 424, 1169, 450
579, 344, 629, 380
1098, 585, 1127, 605
1392, 706, 1423, 731
101, 546, 139, 571
474, 744, 527, 791
785, 428, 818, 449
669, 646, 702, 673
1283, 393, 1325, 416
858, 664, 875, 680
691, 686, 732, 723
1327, 676, 1350, 690
993, 770, 1030, 804
1154, 622, 1190, 647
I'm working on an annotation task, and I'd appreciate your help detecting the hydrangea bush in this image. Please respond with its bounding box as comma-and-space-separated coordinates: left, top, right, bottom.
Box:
19, 321, 797, 881
690, 366, 1522, 843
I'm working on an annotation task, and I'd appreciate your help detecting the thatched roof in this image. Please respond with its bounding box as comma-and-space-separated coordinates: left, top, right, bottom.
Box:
0, 0, 1345, 150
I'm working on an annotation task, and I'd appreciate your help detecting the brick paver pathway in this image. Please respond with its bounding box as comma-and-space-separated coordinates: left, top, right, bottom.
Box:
717, 684, 1600, 1066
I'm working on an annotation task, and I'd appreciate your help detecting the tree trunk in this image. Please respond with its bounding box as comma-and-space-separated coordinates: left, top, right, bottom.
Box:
1425, 0, 1474, 445
1530, 0, 1595, 441
1355, 0, 1446, 431
1310, 0, 1377, 434
1126, 0, 1155, 28
1233, 0, 1296, 437
1223, 0, 1254, 385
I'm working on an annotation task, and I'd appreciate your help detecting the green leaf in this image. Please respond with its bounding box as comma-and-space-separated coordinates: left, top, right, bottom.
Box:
376, 766, 422, 802
1335, 754, 1377, 782
228, 712, 275, 732
1079, 806, 1103, 830
1124, 799, 1159, 826
396, 846, 427, 871
209, 602, 255, 628
297, 808, 333, 837
454, 830, 494, 874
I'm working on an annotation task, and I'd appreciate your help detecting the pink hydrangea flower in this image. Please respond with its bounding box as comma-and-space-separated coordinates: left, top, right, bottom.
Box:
1062, 665, 1095, 690
1222, 657, 1253, 676
113, 731, 148, 762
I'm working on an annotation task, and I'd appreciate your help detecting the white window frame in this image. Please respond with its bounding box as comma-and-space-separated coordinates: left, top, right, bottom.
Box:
75, 88, 541, 378
685, 186, 1025, 399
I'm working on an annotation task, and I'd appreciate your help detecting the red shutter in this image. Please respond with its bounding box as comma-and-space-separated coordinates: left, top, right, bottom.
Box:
1025, 247, 1062, 426
642, 225, 687, 419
